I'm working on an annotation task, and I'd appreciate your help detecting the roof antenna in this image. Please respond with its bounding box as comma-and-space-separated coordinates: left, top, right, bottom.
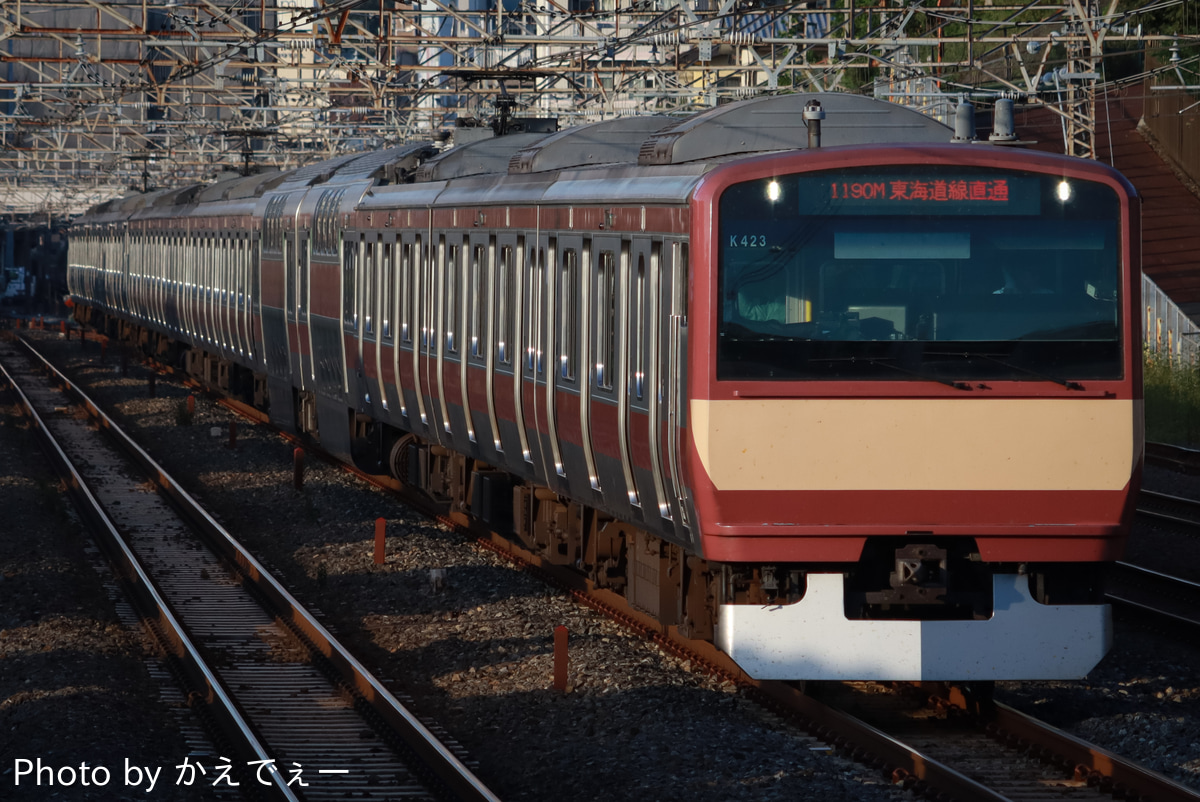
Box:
952, 96, 976, 143
804, 100, 825, 149
989, 97, 1017, 143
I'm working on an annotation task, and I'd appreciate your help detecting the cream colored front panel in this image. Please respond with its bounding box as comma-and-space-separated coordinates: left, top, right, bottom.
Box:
691, 398, 1137, 491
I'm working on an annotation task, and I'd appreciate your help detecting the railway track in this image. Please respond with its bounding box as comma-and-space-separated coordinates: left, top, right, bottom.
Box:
1138, 489, 1200, 532
773, 680, 1200, 802
1106, 561, 1200, 631
0, 333, 500, 802
1145, 442, 1200, 475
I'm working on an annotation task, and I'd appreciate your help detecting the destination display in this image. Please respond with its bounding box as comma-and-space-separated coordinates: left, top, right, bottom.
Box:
794, 172, 1042, 216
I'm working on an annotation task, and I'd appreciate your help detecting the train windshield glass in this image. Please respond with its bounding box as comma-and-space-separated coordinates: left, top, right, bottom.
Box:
717, 166, 1123, 382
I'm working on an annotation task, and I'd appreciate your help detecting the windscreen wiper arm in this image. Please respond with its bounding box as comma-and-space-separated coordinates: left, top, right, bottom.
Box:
926, 351, 1085, 390
810, 357, 974, 390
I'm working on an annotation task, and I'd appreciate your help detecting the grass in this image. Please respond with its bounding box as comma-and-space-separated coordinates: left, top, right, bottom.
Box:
1144, 347, 1200, 447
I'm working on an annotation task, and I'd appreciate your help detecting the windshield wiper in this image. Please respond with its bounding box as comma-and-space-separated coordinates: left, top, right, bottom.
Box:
810, 356, 974, 390
926, 350, 1085, 390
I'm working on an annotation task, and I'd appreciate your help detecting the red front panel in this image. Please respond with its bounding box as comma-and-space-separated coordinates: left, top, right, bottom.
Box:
684, 145, 1143, 566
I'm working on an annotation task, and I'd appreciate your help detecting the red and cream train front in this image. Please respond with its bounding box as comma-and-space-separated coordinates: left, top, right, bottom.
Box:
689, 145, 1141, 679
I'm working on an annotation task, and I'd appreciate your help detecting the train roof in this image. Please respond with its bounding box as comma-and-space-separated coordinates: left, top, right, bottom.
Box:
74, 93, 969, 222
276, 142, 438, 189
638, 92, 952, 165
413, 133, 549, 183
507, 116, 675, 174
194, 171, 286, 203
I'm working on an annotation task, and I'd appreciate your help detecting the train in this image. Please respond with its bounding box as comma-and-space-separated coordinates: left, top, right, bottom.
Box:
67, 93, 1143, 681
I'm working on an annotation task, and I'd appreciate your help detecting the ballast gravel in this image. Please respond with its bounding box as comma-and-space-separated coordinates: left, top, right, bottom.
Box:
3, 324, 1199, 800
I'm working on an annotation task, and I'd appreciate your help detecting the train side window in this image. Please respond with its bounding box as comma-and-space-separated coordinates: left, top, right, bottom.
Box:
363, 241, 375, 337
675, 242, 688, 316
497, 245, 514, 365
298, 234, 309, 322
382, 242, 394, 342
632, 253, 646, 400
403, 240, 412, 343
343, 237, 358, 332
559, 249, 578, 381
596, 250, 616, 390
470, 244, 486, 358
236, 238, 245, 310
446, 244, 460, 353
252, 238, 260, 312
527, 245, 544, 374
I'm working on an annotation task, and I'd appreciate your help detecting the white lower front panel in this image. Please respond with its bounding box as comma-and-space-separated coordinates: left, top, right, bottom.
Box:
716, 573, 1111, 681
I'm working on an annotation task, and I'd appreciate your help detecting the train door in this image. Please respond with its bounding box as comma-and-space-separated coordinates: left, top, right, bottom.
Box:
236, 236, 250, 359
447, 231, 475, 452
554, 234, 586, 495
417, 234, 445, 439
356, 235, 376, 411
397, 232, 420, 428
218, 235, 230, 357
467, 231, 494, 453
180, 233, 193, 344
341, 234, 359, 396
284, 227, 297, 373
295, 225, 313, 390
436, 234, 464, 443
499, 233, 532, 469
409, 233, 430, 436
522, 233, 551, 482
384, 233, 408, 421
590, 235, 624, 507
261, 192, 301, 429
626, 237, 665, 523
377, 234, 396, 418
640, 239, 672, 527
662, 240, 692, 542
200, 233, 214, 347
617, 238, 643, 512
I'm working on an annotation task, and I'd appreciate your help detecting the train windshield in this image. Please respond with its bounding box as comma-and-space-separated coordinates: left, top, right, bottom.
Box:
717, 166, 1123, 382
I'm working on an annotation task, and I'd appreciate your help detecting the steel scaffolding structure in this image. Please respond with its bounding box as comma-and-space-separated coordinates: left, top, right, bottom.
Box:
0, 0, 1192, 219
